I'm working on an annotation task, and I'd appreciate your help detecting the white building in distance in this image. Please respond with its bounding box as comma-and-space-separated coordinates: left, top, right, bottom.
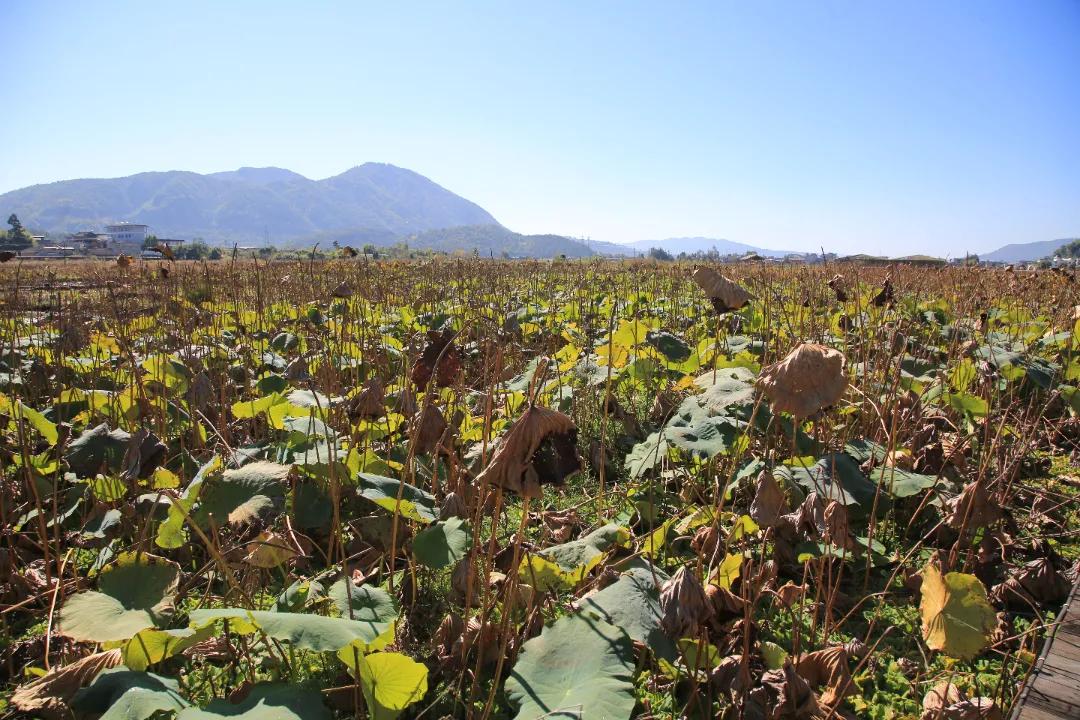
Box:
105, 223, 150, 251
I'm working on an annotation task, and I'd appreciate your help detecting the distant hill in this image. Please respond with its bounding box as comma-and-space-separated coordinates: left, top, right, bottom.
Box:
981, 239, 1073, 263
0, 163, 498, 244
619, 236, 799, 258
293, 224, 595, 258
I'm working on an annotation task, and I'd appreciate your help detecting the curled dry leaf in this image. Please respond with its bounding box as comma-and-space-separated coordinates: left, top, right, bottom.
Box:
756, 343, 848, 418
693, 267, 752, 313
923, 683, 964, 719
451, 615, 503, 669
991, 557, 1071, 609
775, 581, 807, 609
710, 654, 751, 699
705, 581, 747, 620
795, 645, 855, 707
827, 274, 848, 302
411, 329, 461, 388
349, 377, 385, 419
449, 557, 477, 605
872, 278, 895, 307
440, 491, 467, 520
822, 500, 855, 551
11, 648, 123, 718
750, 470, 788, 528
475, 405, 581, 498
947, 481, 1002, 532
922, 683, 1002, 720
242, 530, 303, 568
744, 661, 824, 720
659, 566, 711, 639
412, 404, 448, 455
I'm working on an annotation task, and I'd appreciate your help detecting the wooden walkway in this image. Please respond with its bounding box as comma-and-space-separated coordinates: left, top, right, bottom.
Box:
1011, 578, 1080, 720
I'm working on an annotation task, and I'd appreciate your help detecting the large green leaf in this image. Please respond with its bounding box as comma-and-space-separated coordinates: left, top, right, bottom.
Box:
327, 577, 399, 639
192, 594, 395, 653
338, 651, 428, 720
60, 552, 179, 642
195, 461, 290, 526
625, 431, 669, 479
72, 668, 190, 720
646, 330, 691, 362
65, 423, 130, 477
357, 473, 437, 523
539, 524, 630, 573
579, 562, 675, 661
665, 402, 744, 459
506, 614, 636, 720
870, 465, 938, 498
777, 453, 886, 515
177, 683, 330, 719
919, 565, 996, 660
123, 626, 215, 671
412, 516, 472, 569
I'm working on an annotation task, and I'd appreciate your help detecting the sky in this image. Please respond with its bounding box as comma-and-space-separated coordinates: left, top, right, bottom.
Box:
1, 1, 1078, 256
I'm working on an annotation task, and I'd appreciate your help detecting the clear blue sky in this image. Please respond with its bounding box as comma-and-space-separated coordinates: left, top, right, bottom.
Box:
2, 1, 1078, 256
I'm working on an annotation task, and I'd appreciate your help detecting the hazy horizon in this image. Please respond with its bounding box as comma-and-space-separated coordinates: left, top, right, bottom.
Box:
2, 1, 1078, 256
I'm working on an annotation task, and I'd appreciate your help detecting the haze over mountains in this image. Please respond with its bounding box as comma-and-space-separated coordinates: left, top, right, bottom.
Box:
0, 164, 1071, 261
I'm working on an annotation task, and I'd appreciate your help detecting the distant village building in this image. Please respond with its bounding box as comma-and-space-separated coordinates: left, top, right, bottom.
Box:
105, 223, 151, 252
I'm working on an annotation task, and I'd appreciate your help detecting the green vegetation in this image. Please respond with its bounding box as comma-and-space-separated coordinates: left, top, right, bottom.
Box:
0, 258, 1077, 719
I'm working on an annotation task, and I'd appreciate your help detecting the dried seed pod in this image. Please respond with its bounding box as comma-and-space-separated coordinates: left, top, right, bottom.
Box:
756, 343, 848, 418
693, 267, 752, 313
475, 405, 582, 498
659, 566, 711, 639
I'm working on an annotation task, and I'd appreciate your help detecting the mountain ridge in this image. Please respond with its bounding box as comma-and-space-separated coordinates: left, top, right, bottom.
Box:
0, 163, 499, 243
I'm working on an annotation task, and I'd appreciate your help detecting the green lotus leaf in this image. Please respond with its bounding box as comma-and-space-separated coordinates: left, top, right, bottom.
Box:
338, 650, 428, 720
177, 683, 330, 719
60, 552, 180, 643
357, 473, 437, 523
72, 668, 190, 720
579, 562, 675, 661
506, 614, 636, 720
412, 516, 472, 569
195, 461, 289, 526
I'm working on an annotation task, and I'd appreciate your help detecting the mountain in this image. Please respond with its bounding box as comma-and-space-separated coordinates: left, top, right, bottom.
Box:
981, 239, 1076, 263
620, 236, 800, 258
0, 163, 498, 243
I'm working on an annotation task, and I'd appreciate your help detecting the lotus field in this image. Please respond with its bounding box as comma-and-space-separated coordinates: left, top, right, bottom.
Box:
1, 257, 1079, 720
